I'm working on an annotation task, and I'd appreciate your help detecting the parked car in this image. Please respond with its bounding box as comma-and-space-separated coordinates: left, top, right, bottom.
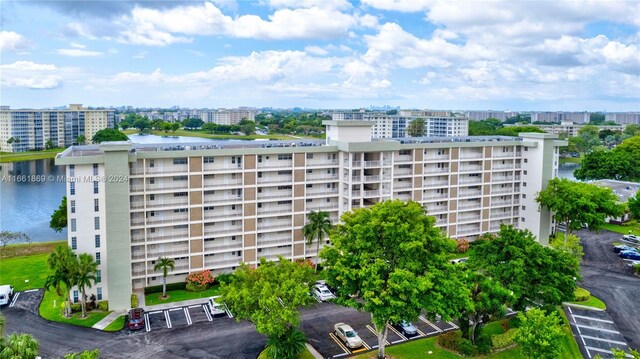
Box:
312, 284, 335, 302
623, 234, 640, 243
334, 323, 363, 349
208, 296, 226, 316
0, 285, 14, 306
128, 308, 145, 331
619, 250, 640, 260
613, 245, 638, 253
624, 259, 640, 267
393, 320, 418, 337
451, 258, 468, 265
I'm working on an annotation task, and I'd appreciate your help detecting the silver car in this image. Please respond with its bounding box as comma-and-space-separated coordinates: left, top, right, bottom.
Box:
313, 284, 335, 302
393, 320, 418, 337
334, 323, 363, 348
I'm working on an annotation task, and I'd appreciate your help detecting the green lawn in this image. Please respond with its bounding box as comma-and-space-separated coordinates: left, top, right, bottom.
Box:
601, 223, 640, 236
0, 240, 66, 259
0, 148, 64, 163
145, 285, 221, 306
557, 309, 583, 359
569, 295, 607, 310
559, 157, 582, 164
258, 348, 315, 359
104, 315, 126, 332
0, 253, 51, 291
39, 289, 111, 328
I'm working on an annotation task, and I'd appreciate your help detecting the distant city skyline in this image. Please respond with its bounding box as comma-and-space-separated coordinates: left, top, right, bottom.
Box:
1, 0, 639, 111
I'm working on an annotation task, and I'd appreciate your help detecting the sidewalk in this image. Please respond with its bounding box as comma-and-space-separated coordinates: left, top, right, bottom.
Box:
91, 296, 212, 330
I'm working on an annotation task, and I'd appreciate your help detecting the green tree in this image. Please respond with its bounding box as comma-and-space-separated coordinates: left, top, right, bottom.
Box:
162, 122, 172, 133
623, 124, 640, 137
75, 253, 98, 317
50, 196, 67, 233
628, 191, 640, 220
457, 271, 512, 344
45, 139, 56, 150
406, 118, 425, 137
152, 119, 164, 131
536, 178, 624, 239
119, 121, 131, 131
302, 211, 332, 273
91, 128, 128, 143
515, 308, 564, 359
75, 135, 86, 145
133, 118, 152, 133
182, 118, 204, 130
221, 258, 314, 359
202, 122, 217, 134
64, 349, 100, 359
468, 118, 503, 136
45, 245, 77, 317
171, 122, 181, 133
238, 119, 256, 136
550, 233, 584, 260
589, 113, 606, 125
320, 200, 470, 359
265, 327, 307, 359
0, 333, 39, 359
154, 257, 175, 298
469, 226, 580, 311
576, 125, 602, 153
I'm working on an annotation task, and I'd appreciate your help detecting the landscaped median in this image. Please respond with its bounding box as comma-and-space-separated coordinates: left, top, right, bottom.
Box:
568, 287, 607, 310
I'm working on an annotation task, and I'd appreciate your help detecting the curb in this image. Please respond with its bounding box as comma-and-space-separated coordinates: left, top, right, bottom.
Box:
305, 343, 323, 359
562, 302, 605, 311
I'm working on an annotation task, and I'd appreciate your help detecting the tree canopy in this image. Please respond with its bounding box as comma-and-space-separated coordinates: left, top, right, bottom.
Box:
515, 308, 564, 359
406, 118, 425, 137
50, 196, 67, 233
576, 136, 640, 182
628, 191, 640, 220
91, 128, 129, 143
320, 200, 470, 359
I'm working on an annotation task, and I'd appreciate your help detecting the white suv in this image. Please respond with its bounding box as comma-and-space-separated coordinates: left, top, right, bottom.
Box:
312, 284, 335, 302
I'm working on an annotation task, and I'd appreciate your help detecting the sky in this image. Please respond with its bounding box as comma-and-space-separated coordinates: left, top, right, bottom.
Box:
1, 0, 639, 111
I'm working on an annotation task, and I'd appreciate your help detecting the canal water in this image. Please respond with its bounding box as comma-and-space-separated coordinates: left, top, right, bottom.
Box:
0, 136, 582, 242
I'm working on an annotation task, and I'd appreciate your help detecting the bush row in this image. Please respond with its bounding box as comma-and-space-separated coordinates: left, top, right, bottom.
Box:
131, 294, 139, 308
574, 287, 591, 302
69, 300, 109, 313
491, 328, 519, 349
144, 282, 187, 294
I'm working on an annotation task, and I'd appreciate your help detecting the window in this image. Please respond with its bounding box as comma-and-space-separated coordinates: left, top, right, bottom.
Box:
204, 157, 214, 163
71, 219, 77, 232
70, 200, 76, 214
172, 175, 187, 181
73, 290, 79, 303
306, 153, 313, 159
95, 252, 101, 265
173, 158, 187, 165
523, 182, 527, 187
522, 206, 526, 210
71, 237, 77, 250
278, 154, 292, 160
95, 235, 101, 248
149, 160, 155, 168
524, 170, 528, 175
93, 181, 99, 194
521, 217, 526, 222
94, 199, 99, 212
97, 287, 102, 300
524, 159, 528, 163
173, 192, 188, 197
96, 270, 101, 283
399, 149, 411, 156
70, 182, 75, 195
522, 194, 527, 198
69, 165, 75, 177
93, 163, 98, 176
94, 217, 100, 230
149, 194, 155, 201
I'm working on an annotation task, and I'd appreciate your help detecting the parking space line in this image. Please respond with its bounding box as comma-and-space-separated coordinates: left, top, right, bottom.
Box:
575, 324, 619, 334
585, 346, 619, 355
169, 308, 182, 312
225, 305, 233, 318
419, 316, 442, 332
164, 310, 172, 329
572, 315, 614, 324
188, 305, 201, 309
581, 335, 627, 345
386, 324, 408, 342
149, 310, 162, 315
361, 341, 371, 350
24, 289, 38, 293
203, 305, 213, 321
446, 321, 459, 329
9, 292, 19, 307
328, 333, 351, 355
416, 329, 427, 337
144, 313, 151, 332
365, 325, 389, 346
184, 307, 192, 325
332, 354, 349, 358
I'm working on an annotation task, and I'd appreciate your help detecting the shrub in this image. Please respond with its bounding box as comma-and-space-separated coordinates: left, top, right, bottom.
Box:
144, 282, 187, 294
216, 272, 235, 285
476, 334, 493, 355
574, 287, 591, 302
457, 338, 477, 356
491, 328, 519, 349
185, 270, 215, 292
265, 327, 307, 359
70, 303, 82, 313
501, 319, 510, 332
131, 294, 139, 308
635, 264, 640, 275
97, 301, 109, 311
457, 239, 470, 253
437, 331, 460, 350
295, 258, 316, 269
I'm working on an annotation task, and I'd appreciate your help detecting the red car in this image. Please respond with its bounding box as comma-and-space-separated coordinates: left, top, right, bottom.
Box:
128, 308, 145, 331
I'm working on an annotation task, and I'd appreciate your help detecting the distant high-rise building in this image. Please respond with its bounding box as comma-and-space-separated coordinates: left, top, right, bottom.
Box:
0, 104, 114, 152
331, 111, 469, 138
530, 112, 590, 124
201, 108, 257, 125
464, 111, 517, 121
605, 113, 640, 125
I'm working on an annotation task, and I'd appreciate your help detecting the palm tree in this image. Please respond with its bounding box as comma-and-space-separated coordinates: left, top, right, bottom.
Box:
46, 245, 77, 317
0, 333, 39, 359
303, 211, 332, 273
75, 254, 98, 318
154, 257, 175, 298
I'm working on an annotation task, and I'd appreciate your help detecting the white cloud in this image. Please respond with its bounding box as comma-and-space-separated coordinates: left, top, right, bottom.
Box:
186, 49, 206, 57
57, 48, 104, 57
69, 42, 86, 49
305, 45, 328, 56
133, 51, 147, 59
361, 0, 431, 12
0, 31, 34, 52
265, 0, 352, 10
0, 61, 62, 89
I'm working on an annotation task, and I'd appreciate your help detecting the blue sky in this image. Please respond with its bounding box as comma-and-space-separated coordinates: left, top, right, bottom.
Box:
1, 0, 639, 111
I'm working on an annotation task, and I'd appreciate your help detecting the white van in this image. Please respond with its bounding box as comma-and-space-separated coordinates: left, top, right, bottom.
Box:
0, 285, 14, 306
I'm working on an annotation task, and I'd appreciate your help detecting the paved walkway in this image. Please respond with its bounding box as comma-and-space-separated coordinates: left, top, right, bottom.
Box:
93, 309, 127, 330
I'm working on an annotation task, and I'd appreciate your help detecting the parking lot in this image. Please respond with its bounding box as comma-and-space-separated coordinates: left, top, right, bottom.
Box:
141, 302, 233, 332
565, 306, 630, 358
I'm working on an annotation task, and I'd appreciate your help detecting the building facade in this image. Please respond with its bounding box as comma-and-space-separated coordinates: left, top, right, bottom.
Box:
530, 111, 590, 124
605, 113, 640, 125
507, 122, 625, 137
56, 121, 563, 310
200, 108, 257, 125
0, 104, 114, 152
331, 111, 469, 138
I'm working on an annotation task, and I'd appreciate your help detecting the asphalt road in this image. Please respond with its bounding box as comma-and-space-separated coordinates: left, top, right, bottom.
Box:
576, 228, 640, 350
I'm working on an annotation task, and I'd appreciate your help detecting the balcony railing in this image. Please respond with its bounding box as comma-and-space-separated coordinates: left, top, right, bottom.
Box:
307, 204, 338, 211
459, 153, 483, 160
457, 227, 481, 235
491, 188, 513, 194
205, 258, 243, 268
394, 169, 413, 176
146, 232, 189, 243
458, 215, 481, 223
307, 174, 339, 182
203, 178, 243, 187
145, 166, 188, 174
257, 176, 293, 184
459, 178, 482, 184
424, 154, 450, 161
307, 160, 339, 167
257, 221, 292, 231
423, 167, 449, 174
204, 226, 243, 236
204, 243, 243, 252
258, 192, 293, 200
393, 182, 413, 189
145, 200, 189, 209
458, 202, 481, 210
204, 211, 242, 220
394, 155, 413, 163
459, 191, 482, 198
306, 189, 339, 196
257, 207, 292, 215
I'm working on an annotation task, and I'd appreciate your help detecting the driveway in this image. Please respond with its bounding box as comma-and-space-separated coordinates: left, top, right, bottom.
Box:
576, 228, 640, 349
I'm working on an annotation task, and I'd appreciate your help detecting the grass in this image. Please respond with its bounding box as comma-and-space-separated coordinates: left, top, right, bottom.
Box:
0, 240, 66, 259
258, 348, 315, 359
0, 148, 65, 163
104, 315, 126, 332
145, 285, 221, 306
601, 222, 640, 236
557, 308, 583, 359
569, 295, 607, 310
123, 129, 307, 141
559, 157, 582, 164
39, 288, 111, 328
0, 253, 51, 291
447, 252, 470, 260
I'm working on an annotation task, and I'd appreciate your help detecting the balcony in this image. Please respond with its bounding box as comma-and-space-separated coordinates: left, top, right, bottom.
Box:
423, 179, 449, 187
394, 168, 413, 176
257, 206, 292, 215
147, 249, 190, 258
458, 215, 481, 223
258, 191, 293, 200
204, 210, 242, 221
204, 225, 243, 236
257, 175, 292, 185
424, 154, 450, 161
257, 236, 292, 247
306, 159, 339, 167
425, 204, 448, 213
205, 257, 243, 268
493, 164, 515, 170
306, 174, 339, 182
393, 182, 413, 189
146, 231, 189, 243
145, 215, 189, 225
457, 227, 481, 235
459, 190, 482, 198
492, 176, 514, 183
491, 188, 513, 194
257, 220, 292, 231
146, 200, 189, 209
459, 177, 482, 185
423, 194, 448, 200
307, 203, 339, 211
435, 218, 448, 226
459, 153, 483, 160
203, 178, 243, 187
204, 242, 243, 252
146, 182, 189, 191
203, 162, 243, 172
395, 193, 412, 201
490, 211, 513, 219
394, 155, 413, 163
458, 202, 481, 210
363, 175, 382, 182
494, 151, 515, 158
459, 165, 483, 173
130, 201, 144, 209
306, 189, 339, 196
257, 160, 293, 169
145, 165, 188, 175
203, 194, 243, 204
423, 167, 449, 174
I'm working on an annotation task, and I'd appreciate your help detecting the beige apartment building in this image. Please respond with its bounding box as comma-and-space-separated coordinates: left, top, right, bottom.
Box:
55, 121, 564, 310
0, 104, 114, 152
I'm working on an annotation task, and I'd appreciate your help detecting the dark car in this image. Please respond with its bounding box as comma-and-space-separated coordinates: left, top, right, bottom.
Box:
613, 245, 637, 253
619, 250, 640, 260
128, 308, 145, 331
393, 320, 418, 337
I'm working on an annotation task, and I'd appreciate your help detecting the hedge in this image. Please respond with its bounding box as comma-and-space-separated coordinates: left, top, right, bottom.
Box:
491, 328, 519, 349
98, 300, 109, 311
144, 282, 187, 294
131, 294, 139, 308
574, 287, 591, 302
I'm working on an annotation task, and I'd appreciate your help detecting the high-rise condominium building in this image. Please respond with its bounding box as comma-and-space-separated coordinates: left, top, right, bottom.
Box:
0, 104, 114, 152
200, 108, 257, 125
330, 111, 469, 138
604, 113, 640, 125
55, 121, 564, 310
